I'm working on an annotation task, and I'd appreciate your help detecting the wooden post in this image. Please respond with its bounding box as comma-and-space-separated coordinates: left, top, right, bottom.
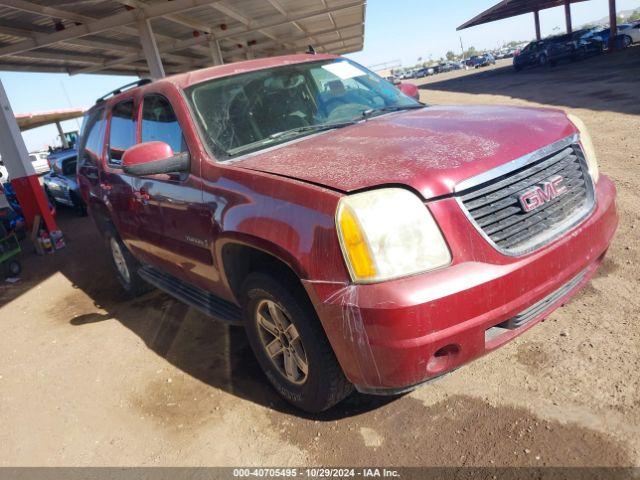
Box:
534, 10, 541, 40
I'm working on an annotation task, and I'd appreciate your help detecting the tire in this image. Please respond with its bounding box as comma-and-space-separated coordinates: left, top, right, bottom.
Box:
4, 259, 21, 278
241, 272, 353, 412
104, 226, 151, 297
539, 54, 548, 67
622, 35, 632, 48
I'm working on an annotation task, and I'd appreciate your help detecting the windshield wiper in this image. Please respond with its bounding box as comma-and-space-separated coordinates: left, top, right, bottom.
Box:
268, 120, 358, 140
361, 104, 424, 120
225, 121, 357, 157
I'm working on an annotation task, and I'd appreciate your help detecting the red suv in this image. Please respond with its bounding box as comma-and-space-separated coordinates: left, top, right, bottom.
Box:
77, 54, 618, 412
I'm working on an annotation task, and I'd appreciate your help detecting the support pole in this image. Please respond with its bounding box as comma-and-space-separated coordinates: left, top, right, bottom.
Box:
608, 0, 617, 51
209, 39, 224, 66
137, 18, 165, 79
534, 10, 542, 40
55, 121, 69, 149
564, 0, 572, 33
0, 79, 58, 233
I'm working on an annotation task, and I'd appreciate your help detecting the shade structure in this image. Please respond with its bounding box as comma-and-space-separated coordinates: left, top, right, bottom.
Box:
0, 0, 367, 76
458, 0, 590, 31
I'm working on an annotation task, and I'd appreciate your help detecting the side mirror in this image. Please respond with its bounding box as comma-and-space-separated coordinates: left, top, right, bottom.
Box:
398, 82, 420, 101
122, 141, 189, 176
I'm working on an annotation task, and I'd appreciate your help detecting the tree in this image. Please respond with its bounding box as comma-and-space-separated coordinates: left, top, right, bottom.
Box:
445, 51, 456, 61
464, 46, 477, 58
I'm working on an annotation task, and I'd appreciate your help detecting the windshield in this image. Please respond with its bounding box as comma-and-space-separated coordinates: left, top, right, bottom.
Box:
186, 59, 420, 160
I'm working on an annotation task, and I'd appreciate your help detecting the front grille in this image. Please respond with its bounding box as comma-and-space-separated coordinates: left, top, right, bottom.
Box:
458, 143, 594, 255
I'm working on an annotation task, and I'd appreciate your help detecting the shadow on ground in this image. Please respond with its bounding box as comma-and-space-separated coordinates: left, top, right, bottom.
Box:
1, 208, 395, 420
421, 46, 640, 116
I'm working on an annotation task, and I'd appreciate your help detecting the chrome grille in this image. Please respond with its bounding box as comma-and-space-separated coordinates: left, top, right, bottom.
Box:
457, 140, 595, 255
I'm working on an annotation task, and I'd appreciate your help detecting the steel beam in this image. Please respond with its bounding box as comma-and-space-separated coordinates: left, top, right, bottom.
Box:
564, 0, 572, 33
55, 121, 69, 149
137, 18, 165, 79
609, 0, 617, 51
209, 39, 224, 65
0, 79, 58, 232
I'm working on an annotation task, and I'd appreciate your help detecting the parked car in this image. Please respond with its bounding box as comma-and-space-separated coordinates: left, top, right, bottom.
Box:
616, 23, 640, 46
513, 35, 575, 70
29, 153, 50, 175
415, 68, 431, 78
466, 54, 495, 68
570, 28, 606, 58
78, 54, 617, 413
43, 151, 86, 216
436, 62, 454, 73
585, 25, 636, 50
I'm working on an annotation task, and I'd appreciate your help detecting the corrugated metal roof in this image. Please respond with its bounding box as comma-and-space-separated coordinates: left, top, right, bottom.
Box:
458, 0, 590, 30
0, 0, 366, 76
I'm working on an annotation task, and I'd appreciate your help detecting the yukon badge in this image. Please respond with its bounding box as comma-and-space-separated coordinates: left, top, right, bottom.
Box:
518, 175, 568, 213
185, 235, 209, 248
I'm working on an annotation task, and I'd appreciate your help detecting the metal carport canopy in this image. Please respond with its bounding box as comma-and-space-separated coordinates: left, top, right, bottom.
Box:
0, 0, 366, 77
457, 0, 589, 30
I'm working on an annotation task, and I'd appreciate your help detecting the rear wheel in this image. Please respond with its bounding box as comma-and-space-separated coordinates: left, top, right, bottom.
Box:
241, 272, 353, 412
105, 227, 151, 297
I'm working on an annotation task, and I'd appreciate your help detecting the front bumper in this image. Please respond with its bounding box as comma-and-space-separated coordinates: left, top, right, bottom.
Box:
304, 175, 618, 393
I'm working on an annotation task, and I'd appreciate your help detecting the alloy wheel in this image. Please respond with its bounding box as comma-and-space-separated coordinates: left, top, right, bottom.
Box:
255, 299, 309, 385
110, 238, 130, 284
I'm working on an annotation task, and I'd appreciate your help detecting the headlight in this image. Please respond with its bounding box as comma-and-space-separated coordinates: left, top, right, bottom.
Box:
567, 113, 599, 184
336, 188, 451, 284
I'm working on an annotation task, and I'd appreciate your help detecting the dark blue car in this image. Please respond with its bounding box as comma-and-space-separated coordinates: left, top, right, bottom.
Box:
43, 150, 86, 216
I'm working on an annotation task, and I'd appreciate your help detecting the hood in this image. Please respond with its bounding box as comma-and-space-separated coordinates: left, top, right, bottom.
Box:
233, 105, 577, 198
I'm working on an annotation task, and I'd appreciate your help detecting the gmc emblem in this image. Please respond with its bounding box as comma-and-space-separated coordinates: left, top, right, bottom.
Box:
518, 175, 568, 213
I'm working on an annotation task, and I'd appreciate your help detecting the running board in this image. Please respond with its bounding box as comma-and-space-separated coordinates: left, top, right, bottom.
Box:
138, 266, 243, 325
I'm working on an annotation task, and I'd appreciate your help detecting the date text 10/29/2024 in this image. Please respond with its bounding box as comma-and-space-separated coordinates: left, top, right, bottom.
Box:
232, 468, 400, 478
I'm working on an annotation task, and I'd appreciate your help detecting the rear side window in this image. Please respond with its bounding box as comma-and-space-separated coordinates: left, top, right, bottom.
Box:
141, 95, 186, 154
78, 108, 106, 168
109, 100, 136, 166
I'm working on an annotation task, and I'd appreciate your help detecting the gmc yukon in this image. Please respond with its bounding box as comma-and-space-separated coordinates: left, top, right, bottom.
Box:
77, 54, 618, 412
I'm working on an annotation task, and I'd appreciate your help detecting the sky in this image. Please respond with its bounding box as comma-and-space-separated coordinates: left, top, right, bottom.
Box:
0, 0, 638, 152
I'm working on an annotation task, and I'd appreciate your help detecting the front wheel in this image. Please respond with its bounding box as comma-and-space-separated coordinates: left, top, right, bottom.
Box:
622, 35, 632, 48
538, 54, 548, 67
241, 273, 353, 412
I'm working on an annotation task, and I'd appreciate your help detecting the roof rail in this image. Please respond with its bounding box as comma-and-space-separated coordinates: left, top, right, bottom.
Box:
95, 78, 153, 104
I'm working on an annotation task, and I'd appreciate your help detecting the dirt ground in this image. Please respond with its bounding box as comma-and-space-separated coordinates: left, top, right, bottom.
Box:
1, 47, 639, 468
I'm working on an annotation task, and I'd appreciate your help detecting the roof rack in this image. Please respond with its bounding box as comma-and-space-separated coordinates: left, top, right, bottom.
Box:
95, 79, 152, 104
